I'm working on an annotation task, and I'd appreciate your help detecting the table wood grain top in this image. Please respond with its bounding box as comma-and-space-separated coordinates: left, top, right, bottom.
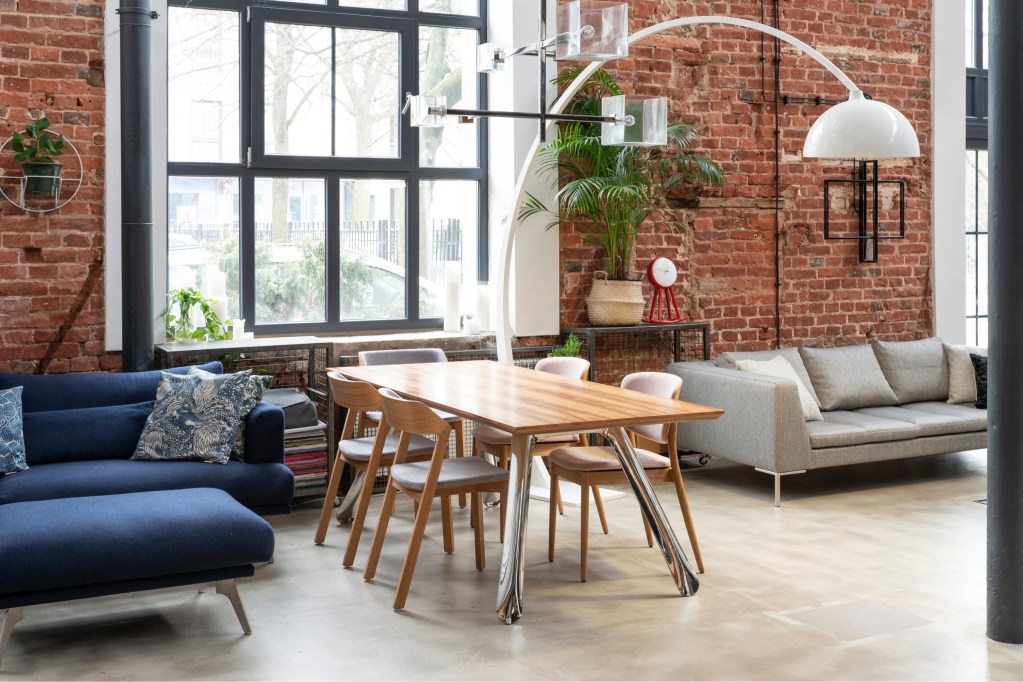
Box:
332, 360, 723, 436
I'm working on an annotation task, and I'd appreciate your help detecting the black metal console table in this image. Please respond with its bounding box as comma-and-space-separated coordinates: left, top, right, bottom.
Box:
563, 322, 711, 386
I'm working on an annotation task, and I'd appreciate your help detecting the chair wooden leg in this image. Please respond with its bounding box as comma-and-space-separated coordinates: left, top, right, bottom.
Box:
557, 481, 565, 516
640, 509, 654, 548
472, 492, 485, 571
499, 481, 507, 543
548, 470, 559, 562
364, 483, 398, 581
343, 466, 376, 568
592, 485, 609, 534
454, 421, 467, 508
314, 452, 346, 544
580, 480, 590, 582
393, 491, 435, 610
672, 473, 705, 573
441, 495, 454, 554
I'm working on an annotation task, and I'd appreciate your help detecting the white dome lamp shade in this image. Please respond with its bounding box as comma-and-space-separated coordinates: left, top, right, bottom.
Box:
803, 90, 920, 159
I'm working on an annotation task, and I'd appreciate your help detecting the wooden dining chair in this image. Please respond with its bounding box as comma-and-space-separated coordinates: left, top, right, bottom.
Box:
363, 388, 509, 610
471, 356, 590, 514
314, 372, 438, 569
358, 348, 468, 506
547, 371, 704, 582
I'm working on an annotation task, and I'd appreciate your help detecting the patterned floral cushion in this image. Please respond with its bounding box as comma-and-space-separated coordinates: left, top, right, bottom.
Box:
132, 370, 252, 464
188, 367, 271, 461
0, 386, 28, 474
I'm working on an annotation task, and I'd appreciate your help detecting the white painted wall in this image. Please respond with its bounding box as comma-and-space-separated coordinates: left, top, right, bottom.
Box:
103, 0, 169, 352
487, 0, 561, 338
931, 0, 967, 343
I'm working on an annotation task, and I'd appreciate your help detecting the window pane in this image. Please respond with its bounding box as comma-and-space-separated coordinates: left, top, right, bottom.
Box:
168, 176, 241, 321
965, 0, 975, 68
168, 9, 239, 163
335, 28, 401, 158
977, 149, 989, 232
982, 0, 989, 68
977, 316, 988, 347
264, 23, 332, 156
977, 233, 988, 315
965, 235, 978, 317
420, 0, 478, 17
339, 179, 407, 320
340, 0, 405, 9
419, 180, 477, 318
419, 26, 478, 167
254, 178, 326, 323
965, 150, 977, 230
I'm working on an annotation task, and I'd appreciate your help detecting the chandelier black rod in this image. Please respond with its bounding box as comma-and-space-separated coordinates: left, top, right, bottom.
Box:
435, 107, 621, 125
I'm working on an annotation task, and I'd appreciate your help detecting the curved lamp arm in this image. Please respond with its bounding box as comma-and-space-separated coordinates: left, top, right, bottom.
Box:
495, 15, 873, 363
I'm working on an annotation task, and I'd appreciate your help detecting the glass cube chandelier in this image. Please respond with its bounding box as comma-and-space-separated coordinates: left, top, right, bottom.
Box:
403, 1, 666, 145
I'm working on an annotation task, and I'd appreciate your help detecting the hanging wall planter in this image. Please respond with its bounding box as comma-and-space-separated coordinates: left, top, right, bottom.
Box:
21, 161, 63, 196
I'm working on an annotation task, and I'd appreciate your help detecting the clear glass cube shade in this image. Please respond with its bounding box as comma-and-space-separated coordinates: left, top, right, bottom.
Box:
601, 95, 667, 146
555, 1, 628, 61
408, 95, 449, 127
476, 42, 505, 72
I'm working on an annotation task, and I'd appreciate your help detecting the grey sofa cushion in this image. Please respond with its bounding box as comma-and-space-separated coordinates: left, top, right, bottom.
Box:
872, 338, 949, 404
716, 348, 821, 408
799, 345, 898, 411
943, 343, 986, 404
805, 410, 919, 449
856, 404, 986, 438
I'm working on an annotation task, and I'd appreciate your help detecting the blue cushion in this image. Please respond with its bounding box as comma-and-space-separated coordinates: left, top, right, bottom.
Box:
133, 371, 250, 465
0, 386, 27, 474
0, 459, 295, 511
0, 362, 223, 413
22, 401, 154, 466
0, 489, 274, 597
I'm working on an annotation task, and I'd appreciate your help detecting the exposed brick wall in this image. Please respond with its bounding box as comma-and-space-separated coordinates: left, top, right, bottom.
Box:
559, 0, 933, 356
0, 0, 118, 373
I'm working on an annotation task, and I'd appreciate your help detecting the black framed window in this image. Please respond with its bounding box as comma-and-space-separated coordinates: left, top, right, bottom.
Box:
965, 0, 988, 345
166, 0, 487, 333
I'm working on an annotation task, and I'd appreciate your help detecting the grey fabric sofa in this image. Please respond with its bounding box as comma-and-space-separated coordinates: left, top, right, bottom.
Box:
666, 339, 987, 505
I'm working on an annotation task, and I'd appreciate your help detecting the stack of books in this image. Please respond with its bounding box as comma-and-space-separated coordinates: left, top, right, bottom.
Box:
283, 421, 329, 494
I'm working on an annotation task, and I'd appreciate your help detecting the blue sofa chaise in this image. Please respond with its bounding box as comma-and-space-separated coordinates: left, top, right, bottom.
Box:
0, 363, 295, 668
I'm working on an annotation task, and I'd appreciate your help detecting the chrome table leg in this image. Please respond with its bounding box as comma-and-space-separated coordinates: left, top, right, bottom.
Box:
496, 434, 533, 623
606, 426, 699, 596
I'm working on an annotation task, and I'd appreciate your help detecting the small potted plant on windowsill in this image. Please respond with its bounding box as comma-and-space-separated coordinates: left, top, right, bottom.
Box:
162, 287, 232, 343
10, 117, 65, 197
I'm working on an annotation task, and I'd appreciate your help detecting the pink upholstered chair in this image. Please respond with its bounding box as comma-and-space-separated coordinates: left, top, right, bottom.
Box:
547, 371, 704, 582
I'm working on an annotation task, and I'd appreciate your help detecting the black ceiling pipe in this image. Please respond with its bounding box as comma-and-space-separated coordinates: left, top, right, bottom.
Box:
117, 0, 157, 372
987, 0, 1023, 644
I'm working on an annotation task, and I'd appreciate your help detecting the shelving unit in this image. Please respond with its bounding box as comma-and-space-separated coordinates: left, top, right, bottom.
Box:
563, 322, 711, 386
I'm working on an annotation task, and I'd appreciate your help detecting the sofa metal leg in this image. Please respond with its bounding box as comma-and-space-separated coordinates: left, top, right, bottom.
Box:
215, 580, 252, 635
0, 607, 24, 669
754, 468, 806, 507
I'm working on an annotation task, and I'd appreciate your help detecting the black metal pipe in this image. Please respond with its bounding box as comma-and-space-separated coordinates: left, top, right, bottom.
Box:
118, 0, 157, 372
987, 0, 1023, 644
439, 107, 618, 124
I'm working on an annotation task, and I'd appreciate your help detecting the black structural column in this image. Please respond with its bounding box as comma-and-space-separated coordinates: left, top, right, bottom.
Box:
118, 0, 157, 372
987, 0, 1023, 644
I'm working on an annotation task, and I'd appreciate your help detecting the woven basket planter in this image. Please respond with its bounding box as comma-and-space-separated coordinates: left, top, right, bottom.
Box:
585, 272, 645, 326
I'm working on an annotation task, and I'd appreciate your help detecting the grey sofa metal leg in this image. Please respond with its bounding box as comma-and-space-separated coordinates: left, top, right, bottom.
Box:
0, 607, 24, 669
215, 580, 252, 635
755, 468, 806, 507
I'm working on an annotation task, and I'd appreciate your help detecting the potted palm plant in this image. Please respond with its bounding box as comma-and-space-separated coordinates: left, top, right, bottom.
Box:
521, 67, 723, 325
10, 117, 65, 197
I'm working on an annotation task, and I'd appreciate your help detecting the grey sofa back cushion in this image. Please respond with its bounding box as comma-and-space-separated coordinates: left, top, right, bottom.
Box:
871, 338, 949, 404
799, 345, 898, 411
943, 342, 986, 404
715, 347, 821, 408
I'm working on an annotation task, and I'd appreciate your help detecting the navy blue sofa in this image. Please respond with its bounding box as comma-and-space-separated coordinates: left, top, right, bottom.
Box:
0, 362, 295, 515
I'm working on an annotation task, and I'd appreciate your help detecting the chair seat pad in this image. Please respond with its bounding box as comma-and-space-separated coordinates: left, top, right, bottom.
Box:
391, 457, 509, 490
366, 408, 462, 424
472, 423, 579, 446
339, 433, 436, 461
549, 446, 670, 472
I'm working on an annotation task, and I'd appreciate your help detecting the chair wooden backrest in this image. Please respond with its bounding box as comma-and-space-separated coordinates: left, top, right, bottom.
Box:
534, 356, 590, 380
328, 371, 383, 441
620, 372, 683, 446
378, 387, 451, 446
358, 348, 447, 366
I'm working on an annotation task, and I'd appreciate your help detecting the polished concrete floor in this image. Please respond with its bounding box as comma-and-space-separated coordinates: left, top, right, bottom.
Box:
5, 450, 1023, 680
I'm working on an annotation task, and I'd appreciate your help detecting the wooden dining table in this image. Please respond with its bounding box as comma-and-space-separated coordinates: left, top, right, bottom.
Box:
333, 360, 723, 623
